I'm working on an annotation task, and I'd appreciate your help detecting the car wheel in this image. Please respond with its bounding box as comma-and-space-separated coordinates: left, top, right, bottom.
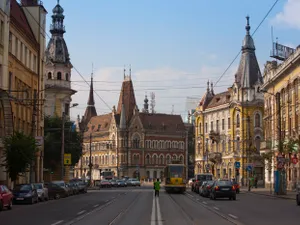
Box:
233, 195, 236, 200
7, 199, 12, 210
0, 200, 3, 211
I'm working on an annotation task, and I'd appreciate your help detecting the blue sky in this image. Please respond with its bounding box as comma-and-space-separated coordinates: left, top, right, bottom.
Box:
41, 0, 300, 120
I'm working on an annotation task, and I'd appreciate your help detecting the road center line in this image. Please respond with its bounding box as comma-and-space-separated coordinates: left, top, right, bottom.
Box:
51, 221, 64, 225
156, 196, 163, 225
213, 207, 219, 210
77, 210, 86, 215
150, 194, 156, 225
228, 214, 238, 219
93, 204, 99, 208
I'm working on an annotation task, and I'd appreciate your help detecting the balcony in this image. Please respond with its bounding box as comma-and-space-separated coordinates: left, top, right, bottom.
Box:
45, 79, 71, 90
208, 152, 222, 164
209, 130, 220, 143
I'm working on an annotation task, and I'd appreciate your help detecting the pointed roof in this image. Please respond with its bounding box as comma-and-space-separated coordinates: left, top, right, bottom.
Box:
117, 75, 137, 125
235, 16, 263, 88
87, 76, 95, 106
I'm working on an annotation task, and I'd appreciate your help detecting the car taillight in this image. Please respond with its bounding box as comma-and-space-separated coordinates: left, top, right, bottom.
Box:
207, 185, 210, 189
215, 186, 219, 190
232, 186, 236, 190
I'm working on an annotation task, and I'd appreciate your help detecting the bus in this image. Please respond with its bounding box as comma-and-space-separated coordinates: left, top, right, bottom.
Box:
100, 171, 114, 180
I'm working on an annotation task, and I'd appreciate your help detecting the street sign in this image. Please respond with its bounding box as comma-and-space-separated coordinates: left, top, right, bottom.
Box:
234, 162, 240, 169
246, 165, 252, 172
64, 153, 71, 165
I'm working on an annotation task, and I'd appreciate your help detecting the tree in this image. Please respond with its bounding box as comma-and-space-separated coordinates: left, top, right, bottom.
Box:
44, 116, 82, 172
2, 132, 38, 182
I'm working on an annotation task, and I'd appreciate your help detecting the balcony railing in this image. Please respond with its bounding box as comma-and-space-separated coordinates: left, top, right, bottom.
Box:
45, 79, 71, 89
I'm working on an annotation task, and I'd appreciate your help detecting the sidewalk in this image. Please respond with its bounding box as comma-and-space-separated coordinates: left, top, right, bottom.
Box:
241, 187, 296, 200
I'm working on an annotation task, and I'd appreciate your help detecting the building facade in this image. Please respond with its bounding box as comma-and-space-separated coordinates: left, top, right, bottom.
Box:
194, 17, 264, 184
261, 46, 300, 190
75, 71, 188, 181
0, 0, 47, 185
44, 1, 76, 118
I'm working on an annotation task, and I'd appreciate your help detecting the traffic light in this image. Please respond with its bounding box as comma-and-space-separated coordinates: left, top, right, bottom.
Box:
235, 168, 240, 176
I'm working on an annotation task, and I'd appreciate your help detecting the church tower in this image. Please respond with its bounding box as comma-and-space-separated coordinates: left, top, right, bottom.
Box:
44, 0, 76, 118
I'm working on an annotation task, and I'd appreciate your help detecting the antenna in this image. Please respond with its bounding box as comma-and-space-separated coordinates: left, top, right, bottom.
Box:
129, 64, 132, 78
150, 92, 156, 113
91, 62, 94, 78
171, 105, 174, 115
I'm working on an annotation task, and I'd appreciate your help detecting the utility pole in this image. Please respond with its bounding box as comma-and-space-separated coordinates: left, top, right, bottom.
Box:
89, 133, 93, 186
61, 112, 65, 180
30, 90, 38, 183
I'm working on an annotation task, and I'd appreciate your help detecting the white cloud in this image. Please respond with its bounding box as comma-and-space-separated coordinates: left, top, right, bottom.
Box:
272, 0, 300, 29
69, 65, 236, 121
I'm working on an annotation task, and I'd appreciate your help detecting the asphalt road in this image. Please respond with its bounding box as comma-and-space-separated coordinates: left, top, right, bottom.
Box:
1, 186, 300, 225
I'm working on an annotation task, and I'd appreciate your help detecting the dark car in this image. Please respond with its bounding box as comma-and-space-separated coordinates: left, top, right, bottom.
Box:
210, 180, 236, 200
70, 179, 87, 193
110, 180, 118, 187
116, 180, 127, 187
0, 185, 13, 210
200, 180, 214, 197
46, 183, 68, 199
13, 184, 38, 204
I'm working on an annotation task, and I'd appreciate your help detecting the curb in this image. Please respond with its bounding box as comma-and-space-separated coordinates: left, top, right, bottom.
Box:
242, 190, 295, 200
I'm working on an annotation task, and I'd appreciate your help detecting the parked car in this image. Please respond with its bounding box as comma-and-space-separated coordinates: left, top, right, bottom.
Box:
200, 180, 214, 197
131, 178, 141, 186
68, 182, 79, 195
116, 180, 127, 187
46, 183, 68, 199
100, 180, 112, 188
232, 180, 240, 194
210, 180, 236, 200
33, 183, 49, 201
13, 184, 38, 204
70, 179, 87, 193
52, 181, 72, 196
110, 180, 118, 187
0, 185, 13, 210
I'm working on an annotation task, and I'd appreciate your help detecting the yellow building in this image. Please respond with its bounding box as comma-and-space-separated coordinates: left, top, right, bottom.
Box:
261, 44, 300, 190
0, 0, 47, 185
194, 17, 264, 185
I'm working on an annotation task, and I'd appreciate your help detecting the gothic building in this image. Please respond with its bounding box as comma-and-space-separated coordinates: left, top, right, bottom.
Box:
44, 1, 76, 118
194, 17, 264, 183
75, 70, 188, 181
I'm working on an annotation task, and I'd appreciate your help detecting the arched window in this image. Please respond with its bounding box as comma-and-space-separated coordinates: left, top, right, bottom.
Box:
159, 155, 164, 164
236, 114, 240, 128
255, 113, 261, 127
153, 155, 158, 164
57, 72, 62, 80
65, 73, 69, 81
132, 134, 140, 148
47, 72, 52, 79
166, 155, 171, 164
146, 155, 150, 164
172, 155, 177, 161
222, 141, 226, 152
179, 155, 184, 163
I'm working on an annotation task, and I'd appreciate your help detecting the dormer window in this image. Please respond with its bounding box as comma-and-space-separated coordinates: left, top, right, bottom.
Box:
57, 72, 62, 80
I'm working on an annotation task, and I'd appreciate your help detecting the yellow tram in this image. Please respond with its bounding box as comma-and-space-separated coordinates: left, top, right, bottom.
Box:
164, 161, 187, 193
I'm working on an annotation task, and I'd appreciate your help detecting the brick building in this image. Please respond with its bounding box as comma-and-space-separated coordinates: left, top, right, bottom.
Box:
75, 70, 188, 181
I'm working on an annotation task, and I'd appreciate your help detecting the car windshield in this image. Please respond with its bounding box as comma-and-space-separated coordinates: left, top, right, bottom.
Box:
206, 181, 214, 185
14, 185, 31, 191
117, 180, 123, 182
196, 174, 213, 181
217, 181, 232, 186
34, 184, 43, 189
53, 182, 65, 187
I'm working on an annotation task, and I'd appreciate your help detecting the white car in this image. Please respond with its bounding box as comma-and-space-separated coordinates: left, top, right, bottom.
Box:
129, 178, 141, 186
34, 183, 49, 201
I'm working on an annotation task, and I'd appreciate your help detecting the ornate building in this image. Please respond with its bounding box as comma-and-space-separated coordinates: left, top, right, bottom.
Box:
44, 1, 76, 118
261, 46, 300, 190
194, 17, 264, 184
0, 0, 47, 185
75, 70, 188, 181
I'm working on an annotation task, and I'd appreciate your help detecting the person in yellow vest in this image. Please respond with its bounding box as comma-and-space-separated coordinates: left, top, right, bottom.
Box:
154, 179, 161, 197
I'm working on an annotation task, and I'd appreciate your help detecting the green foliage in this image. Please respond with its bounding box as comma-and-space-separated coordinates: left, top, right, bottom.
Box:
44, 116, 82, 171
2, 132, 38, 182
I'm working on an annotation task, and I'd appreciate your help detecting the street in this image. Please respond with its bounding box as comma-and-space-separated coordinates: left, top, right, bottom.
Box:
1, 186, 300, 225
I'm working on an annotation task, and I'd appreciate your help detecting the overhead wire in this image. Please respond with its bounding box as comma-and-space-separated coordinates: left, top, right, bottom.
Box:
214, 0, 280, 87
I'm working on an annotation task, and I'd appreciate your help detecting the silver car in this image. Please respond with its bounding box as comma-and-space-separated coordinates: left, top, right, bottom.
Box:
33, 183, 49, 201
130, 178, 141, 186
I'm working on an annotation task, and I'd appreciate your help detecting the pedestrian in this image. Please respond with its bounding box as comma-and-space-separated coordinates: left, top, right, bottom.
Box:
154, 178, 161, 197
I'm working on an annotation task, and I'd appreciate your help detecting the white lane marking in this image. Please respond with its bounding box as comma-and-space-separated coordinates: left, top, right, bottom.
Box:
150, 194, 156, 225
202, 201, 207, 204
186, 193, 193, 198
93, 204, 99, 208
156, 197, 163, 225
51, 221, 64, 225
213, 207, 219, 210
77, 210, 86, 215
196, 198, 200, 200
228, 214, 238, 219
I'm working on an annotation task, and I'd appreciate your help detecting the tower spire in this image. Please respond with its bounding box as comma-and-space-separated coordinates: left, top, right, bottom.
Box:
123, 65, 126, 80
207, 80, 210, 93
50, 0, 65, 36
129, 64, 132, 79
245, 15, 250, 35
87, 72, 95, 106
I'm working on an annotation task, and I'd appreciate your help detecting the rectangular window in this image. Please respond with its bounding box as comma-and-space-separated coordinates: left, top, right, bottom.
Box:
222, 119, 225, 130
0, 20, 4, 44
25, 47, 28, 66
20, 42, 23, 63
228, 118, 231, 129
216, 120, 219, 132
33, 55, 37, 72
29, 51, 32, 70
9, 32, 12, 52
205, 123, 207, 133
65, 103, 70, 116
15, 38, 18, 58
211, 121, 213, 131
